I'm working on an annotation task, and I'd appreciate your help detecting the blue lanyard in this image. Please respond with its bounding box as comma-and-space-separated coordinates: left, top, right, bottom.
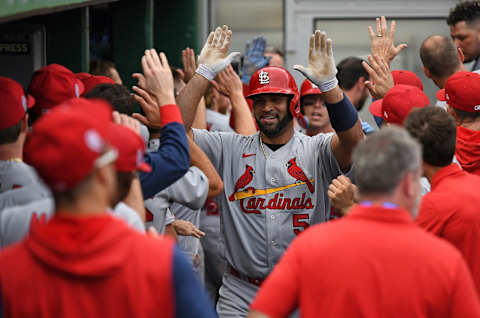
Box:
359, 201, 398, 209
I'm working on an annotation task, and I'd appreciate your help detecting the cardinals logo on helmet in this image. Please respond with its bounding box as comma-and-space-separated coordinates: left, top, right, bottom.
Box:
258, 70, 270, 85
286, 158, 315, 193
229, 165, 255, 201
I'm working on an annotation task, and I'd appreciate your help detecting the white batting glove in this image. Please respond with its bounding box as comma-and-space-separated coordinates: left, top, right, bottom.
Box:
293, 30, 338, 92
196, 25, 241, 81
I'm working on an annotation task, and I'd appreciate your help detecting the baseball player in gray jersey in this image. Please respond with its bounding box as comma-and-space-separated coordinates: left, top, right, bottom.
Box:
0, 161, 44, 194
144, 165, 209, 234
173, 26, 364, 316
0, 77, 51, 210
0, 198, 145, 247
171, 201, 206, 282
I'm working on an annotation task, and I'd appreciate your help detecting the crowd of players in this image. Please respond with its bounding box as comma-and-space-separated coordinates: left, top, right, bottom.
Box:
1, 1, 480, 317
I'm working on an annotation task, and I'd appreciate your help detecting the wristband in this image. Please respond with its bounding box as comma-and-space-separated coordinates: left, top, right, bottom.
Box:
195, 64, 216, 81
159, 104, 184, 127
316, 77, 338, 93
325, 94, 358, 132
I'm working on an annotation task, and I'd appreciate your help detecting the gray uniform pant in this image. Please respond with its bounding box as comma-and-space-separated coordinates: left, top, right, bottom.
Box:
216, 272, 300, 318
201, 228, 227, 302
216, 272, 258, 318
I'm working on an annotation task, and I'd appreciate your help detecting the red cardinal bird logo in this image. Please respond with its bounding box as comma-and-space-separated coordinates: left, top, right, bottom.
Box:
229, 165, 255, 201
286, 158, 314, 193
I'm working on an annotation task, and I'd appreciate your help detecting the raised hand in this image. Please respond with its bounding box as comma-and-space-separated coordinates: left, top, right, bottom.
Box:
112, 111, 141, 135
131, 85, 162, 129
132, 72, 146, 89
362, 54, 394, 99
241, 36, 271, 84
293, 31, 338, 92
212, 65, 243, 97
140, 49, 176, 106
368, 16, 407, 66
182, 47, 197, 83
197, 25, 240, 80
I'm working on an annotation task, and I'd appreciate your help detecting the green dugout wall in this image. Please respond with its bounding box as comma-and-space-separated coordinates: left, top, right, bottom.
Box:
0, 0, 202, 89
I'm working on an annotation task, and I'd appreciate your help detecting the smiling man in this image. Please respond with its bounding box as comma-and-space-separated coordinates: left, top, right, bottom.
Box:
448, 1, 480, 71
174, 26, 364, 317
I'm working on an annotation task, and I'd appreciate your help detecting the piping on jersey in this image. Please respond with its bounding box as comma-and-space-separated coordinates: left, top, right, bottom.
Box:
230, 179, 314, 201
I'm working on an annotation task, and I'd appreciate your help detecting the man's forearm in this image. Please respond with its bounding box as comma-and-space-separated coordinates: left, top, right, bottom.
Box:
191, 97, 207, 130
176, 74, 210, 131
230, 92, 256, 136
324, 88, 364, 170
321, 86, 344, 104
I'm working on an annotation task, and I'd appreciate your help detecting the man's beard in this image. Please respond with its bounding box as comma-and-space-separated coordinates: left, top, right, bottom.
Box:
256, 111, 293, 138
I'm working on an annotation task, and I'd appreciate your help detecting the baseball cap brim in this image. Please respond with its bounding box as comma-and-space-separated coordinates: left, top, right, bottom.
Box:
436, 89, 447, 101
75, 72, 92, 81
75, 79, 85, 97
246, 87, 296, 99
301, 88, 322, 96
369, 99, 383, 118
27, 94, 35, 109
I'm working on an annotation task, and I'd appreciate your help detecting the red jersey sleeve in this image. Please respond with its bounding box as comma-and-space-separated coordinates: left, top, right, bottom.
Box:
250, 237, 302, 317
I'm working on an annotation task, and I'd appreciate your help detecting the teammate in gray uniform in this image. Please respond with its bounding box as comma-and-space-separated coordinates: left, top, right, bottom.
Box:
143, 128, 215, 237
171, 201, 207, 282
0, 199, 144, 247
173, 26, 364, 317
0, 77, 50, 210
144, 165, 209, 234
0, 178, 50, 211
0, 111, 151, 247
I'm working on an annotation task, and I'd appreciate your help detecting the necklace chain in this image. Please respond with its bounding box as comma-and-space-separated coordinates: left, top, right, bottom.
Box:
6, 158, 22, 163
259, 135, 268, 159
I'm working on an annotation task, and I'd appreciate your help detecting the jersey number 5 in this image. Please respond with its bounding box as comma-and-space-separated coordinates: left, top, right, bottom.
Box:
293, 213, 310, 235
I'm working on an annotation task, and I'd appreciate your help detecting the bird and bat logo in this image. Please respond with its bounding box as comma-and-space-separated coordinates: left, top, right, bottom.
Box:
286, 158, 315, 193
229, 158, 315, 214
229, 164, 256, 201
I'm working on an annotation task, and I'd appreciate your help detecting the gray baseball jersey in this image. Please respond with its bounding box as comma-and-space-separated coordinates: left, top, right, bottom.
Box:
0, 161, 50, 210
171, 202, 205, 282
192, 128, 343, 278
144, 166, 209, 233
0, 161, 39, 193
0, 198, 145, 247
206, 109, 234, 133
0, 184, 51, 211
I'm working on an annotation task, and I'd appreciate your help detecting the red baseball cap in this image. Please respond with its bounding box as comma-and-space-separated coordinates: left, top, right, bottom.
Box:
376, 85, 430, 125
76, 73, 115, 96
369, 99, 383, 118
0, 77, 35, 129
107, 124, 151, 173
28, 64, 85, 113
24, 98, 116, 192
392, 70, 423, 91
436, 71, 480, 112
300, 79, 322, 97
